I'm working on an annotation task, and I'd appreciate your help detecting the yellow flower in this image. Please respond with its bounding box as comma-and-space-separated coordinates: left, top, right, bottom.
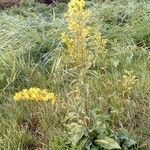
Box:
61, 0, 91, 63
121, 70, 138, 95
45, 93, 56, 101
13, 87, 56, 104
14, 93, 22, 101
61, 0, 106, 65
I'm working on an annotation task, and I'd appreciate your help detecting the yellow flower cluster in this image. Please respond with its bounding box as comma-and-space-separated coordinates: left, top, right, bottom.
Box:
14, 87, 56, 104
61, 0, 107, 65
68, 0, 85, 15
61, 0, 92, 63
121, 70, 138, 95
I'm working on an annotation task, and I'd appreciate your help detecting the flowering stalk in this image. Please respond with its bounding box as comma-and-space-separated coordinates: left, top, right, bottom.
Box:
61, 0, 107, 67
61, 0, 107, 113
61, 0, 92, 65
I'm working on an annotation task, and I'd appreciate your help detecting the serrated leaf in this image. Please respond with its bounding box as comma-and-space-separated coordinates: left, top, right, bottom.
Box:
96, 137, 121, 149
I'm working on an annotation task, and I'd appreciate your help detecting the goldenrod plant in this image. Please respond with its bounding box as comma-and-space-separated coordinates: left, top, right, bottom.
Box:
61, 0, 91, 65
61, 0, 107, 111
61, 0, 107, 67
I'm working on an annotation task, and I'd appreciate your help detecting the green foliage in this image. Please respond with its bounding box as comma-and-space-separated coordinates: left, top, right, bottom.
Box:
96, 137, 121, 150
64, 103, 137, 149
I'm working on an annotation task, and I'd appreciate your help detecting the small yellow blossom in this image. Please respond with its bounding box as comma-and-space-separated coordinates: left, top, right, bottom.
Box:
121, 70, 138, 95
14, 87, 56, 104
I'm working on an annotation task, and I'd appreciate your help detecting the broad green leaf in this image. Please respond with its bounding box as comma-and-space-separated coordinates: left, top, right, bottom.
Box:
71, 131, 84, 146
96, 137, 121, 149
68, 123, 86, 146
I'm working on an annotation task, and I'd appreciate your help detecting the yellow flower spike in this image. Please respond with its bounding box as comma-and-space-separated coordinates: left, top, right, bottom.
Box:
61, 0, 107, 66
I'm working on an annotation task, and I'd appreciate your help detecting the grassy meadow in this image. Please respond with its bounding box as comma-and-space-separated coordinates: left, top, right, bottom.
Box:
0, 0, 150, 149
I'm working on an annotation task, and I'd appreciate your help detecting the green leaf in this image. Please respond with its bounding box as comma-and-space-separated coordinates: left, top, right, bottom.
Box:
124, 138, 137, 148
96, 137, 121, 149
90, 145, 99, 150
74, 138, 88, 150
71, 130, 83, 146
68, 123, 86, 146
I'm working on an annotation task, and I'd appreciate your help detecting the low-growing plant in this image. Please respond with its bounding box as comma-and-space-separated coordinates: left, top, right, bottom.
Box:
64, 102, 137, 150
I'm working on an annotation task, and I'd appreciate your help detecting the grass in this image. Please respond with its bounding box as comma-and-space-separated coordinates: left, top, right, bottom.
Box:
0, 0, 150, 149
